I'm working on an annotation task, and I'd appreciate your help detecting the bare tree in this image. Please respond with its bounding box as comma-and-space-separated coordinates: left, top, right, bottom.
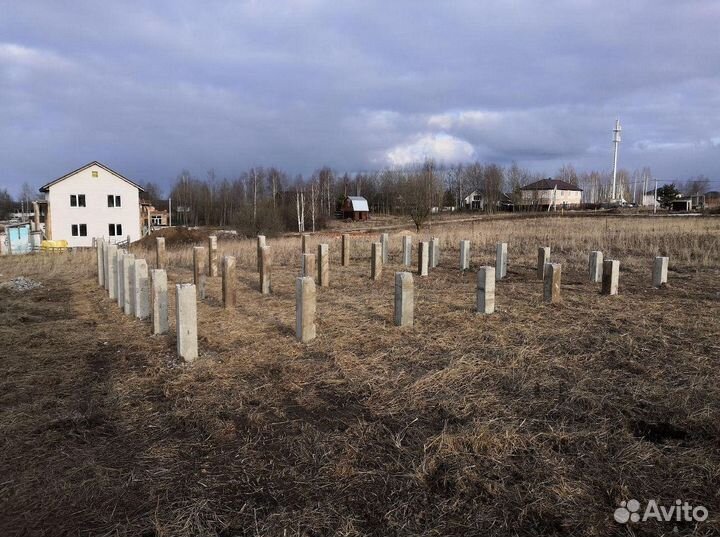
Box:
20, 182, 35, 204
296, 187, 305, 232
0, 188, 14, 220
267, 167, 285, 209
617, 169, 631, 201
557, 163, 579, 186
507, 161, 531, 209
445, 164, 464, 209
141, 181, 163, 205
483, 164, 505, 213
682, 175, 711, 196
403, 160, 441, 231
252, 168, 258, 227
309, 178, 318, 232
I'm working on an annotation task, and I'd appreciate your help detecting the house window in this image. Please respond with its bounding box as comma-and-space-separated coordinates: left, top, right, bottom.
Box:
70, 194, 86, 207
78, 194, 86, 206
108, 223, 123, 236
70, 195, 77, 207
71, 224, 87, 237
92, 171, 99, 178
151, 215, 162, 226
108, 195, 122, 207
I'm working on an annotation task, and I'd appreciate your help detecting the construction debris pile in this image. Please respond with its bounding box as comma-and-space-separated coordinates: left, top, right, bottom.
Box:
0, 276, 42, 292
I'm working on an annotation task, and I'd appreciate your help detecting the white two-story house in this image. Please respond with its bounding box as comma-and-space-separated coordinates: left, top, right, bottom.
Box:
519, 178, 583, 210
39, 161, 144, 248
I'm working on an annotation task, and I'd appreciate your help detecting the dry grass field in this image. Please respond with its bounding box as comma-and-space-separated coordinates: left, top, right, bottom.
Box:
1, 214, 719, 536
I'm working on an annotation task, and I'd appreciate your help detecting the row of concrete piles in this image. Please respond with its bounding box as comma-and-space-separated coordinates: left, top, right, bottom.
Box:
355, 234, 671, 329
95, 234, 232, 363
96, 238, 178, 353
280, 233, 672, 345
539, 247, 621, 303
95, 232, 673, 361
291, 234, 513, 343
538, 247, 669, 303
294, 233, 418, 342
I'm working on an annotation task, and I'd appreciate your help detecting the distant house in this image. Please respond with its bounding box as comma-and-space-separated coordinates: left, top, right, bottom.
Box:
39, 161, 144, 247
519, 178, 583, 209
462, 191, 512, 211
340, 196, 369, 221
141, 199, 170, 235
641, 190, 658, 207
463, 191, 484, 211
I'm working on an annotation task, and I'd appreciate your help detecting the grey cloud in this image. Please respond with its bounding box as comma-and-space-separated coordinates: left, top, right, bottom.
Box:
0, 0, 719, 194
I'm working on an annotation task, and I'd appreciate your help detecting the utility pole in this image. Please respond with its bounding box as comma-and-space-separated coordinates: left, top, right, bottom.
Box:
611, 119, 622, 201
633, 174, 637, 204
653, 179, 658, 214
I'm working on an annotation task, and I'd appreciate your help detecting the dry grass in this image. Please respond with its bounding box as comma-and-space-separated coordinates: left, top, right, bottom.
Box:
140, 214, 720, 273
1, 214, 719, 536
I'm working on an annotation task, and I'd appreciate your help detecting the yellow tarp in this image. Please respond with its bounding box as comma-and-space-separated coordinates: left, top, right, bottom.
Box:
41, 240, 69, 251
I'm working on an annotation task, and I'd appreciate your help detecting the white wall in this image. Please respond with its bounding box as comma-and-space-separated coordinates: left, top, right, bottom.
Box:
47, 164, 141, 247
641, 194, 658, 207
521, 189, 582, 206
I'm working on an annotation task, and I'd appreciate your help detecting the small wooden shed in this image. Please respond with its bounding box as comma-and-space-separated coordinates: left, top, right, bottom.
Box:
341, 196, 369, 221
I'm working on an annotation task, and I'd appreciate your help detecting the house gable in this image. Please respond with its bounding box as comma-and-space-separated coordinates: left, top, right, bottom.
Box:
40, 161, 145, 193
41, 162, 143, 247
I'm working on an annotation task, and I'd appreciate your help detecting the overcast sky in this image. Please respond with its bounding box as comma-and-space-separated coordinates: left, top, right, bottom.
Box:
1, 0, 719, 195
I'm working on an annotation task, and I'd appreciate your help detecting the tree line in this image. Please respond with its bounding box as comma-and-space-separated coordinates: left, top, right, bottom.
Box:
1, 162, 713, 230
138, 161, 691, 234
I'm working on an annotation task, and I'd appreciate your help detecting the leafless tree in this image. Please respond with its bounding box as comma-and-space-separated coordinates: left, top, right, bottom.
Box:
557, 163, 579, 186
483, 164, 505, 213
682, 175, 711, 196
402, 160, 441, 231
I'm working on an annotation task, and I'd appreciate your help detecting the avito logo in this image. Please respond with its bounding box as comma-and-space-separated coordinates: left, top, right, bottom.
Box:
614, 499, 708, 524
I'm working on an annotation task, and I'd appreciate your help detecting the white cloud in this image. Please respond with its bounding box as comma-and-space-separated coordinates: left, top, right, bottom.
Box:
385, 133, 475, 166
0, 42, 75, 71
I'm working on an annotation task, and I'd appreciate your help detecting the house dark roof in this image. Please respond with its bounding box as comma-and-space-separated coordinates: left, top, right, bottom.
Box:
141, 199, 169, 211
153, 200, 170, 211
39, 161, 145, 193
521, 178, 583, 192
